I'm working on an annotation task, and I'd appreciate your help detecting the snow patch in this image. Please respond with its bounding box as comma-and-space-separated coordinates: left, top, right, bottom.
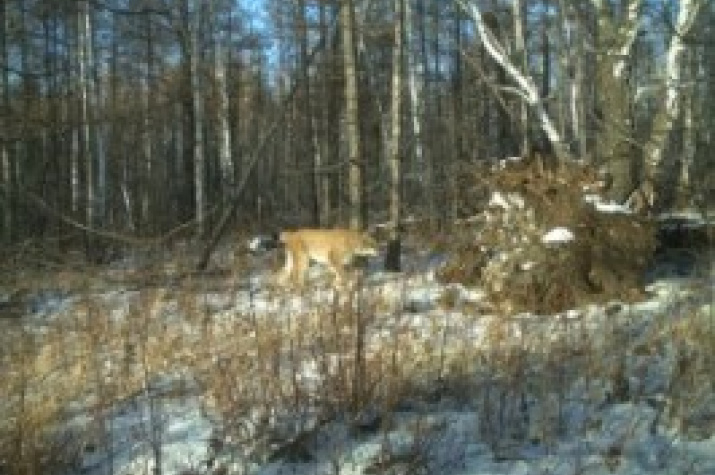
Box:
489, 191, 525, 210
6, 238, 714, 475
542, 227, 575, 244
584, 194, 633, 214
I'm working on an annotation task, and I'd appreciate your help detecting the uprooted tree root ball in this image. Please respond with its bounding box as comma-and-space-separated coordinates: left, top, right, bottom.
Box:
437, 156, 657, 314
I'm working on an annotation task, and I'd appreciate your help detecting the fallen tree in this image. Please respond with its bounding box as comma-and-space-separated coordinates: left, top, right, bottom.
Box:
437, 155, 657, 314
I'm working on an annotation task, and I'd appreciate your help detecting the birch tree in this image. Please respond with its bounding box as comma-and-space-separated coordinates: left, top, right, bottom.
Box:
512, 0, 529, 156
212, 0, 233, 204
78, 0, 98, 243
633, 0, 704, 210
699, 3, 715, 208
558, 0, 586, 159
340, 0, 363, 230
591, 0, 642, 202
456, 0, 571, 163
404, 0, 431, 223
189, 0, 206, 236
679, 47, 696, 206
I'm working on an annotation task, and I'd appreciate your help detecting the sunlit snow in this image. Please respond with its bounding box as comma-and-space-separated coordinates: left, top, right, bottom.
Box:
541, 227, 575, 244
7, 225, 714, 475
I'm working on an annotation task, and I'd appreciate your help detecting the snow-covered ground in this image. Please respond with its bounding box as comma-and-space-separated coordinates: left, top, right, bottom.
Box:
2, 241, 713, 475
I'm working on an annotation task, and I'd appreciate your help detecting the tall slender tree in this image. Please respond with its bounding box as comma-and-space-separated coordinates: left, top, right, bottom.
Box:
341, 0, 363, 230
189, 0, 206, 236
513, 0, 529, 156
0, 0, 11, 243
385, 0, 404, 271
212, 0, 233, 204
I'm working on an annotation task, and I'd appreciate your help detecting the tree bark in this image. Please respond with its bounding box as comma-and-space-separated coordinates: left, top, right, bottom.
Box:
559, 0, 586, 159
340, 0, 363, 230
457, 0, 571, 164
679, 47, 696, 207
78, 0, 97, 252
385, 0, 404, 272
512, 0, 529, 156
213, 0, 233, 204
317, 1, 333, 227
0, 0, 11, 243
406, 0, 430, 221
636, 0, 703, 210
189, 0, 206, 237
298, 0, 320, 226
141, 11, 154, 231
591, 0, 642, 202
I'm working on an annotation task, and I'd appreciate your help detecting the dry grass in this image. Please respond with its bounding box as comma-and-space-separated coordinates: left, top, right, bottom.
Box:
0, 241, 713, 474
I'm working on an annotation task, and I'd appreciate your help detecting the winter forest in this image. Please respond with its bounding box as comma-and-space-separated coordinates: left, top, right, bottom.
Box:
1, 0, 714, 474
0, 0, 712, 246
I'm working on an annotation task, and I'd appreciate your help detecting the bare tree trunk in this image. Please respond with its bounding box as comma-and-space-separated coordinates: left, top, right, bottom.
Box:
702, 5, 715, 210
559, 0, 587, 159
317, 1, 332, 226
457, 0, 571, 164
213, 0, 233, 203
173, 99, 184, 223
635, 0, 703, 210
78, 1, 95, 249
679, 48, 697, 208
385, 0, 404, 272
512, 0, 529, 156
405, 0, 429, 219
16, 0, 30, 238
0, 0, 11, 243
341, 0, 363, 230
298, 0, 320, 226
189, 0, 206, 237
141, 11, 154, 230
591, 0, 642, 202
540, 0, 550, 100
69, 99, 80, 215
450, 4, 463, 222
555, 0, 577, 156
92, 24, 106, 234
427, 0, 441, 227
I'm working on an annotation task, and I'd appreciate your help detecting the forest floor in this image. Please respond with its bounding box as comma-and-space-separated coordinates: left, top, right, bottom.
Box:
1, 158, 714, 475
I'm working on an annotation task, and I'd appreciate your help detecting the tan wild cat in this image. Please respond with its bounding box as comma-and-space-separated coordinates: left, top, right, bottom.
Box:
274, 228, 378, 287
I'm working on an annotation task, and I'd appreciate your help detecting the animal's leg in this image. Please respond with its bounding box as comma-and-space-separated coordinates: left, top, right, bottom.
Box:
276, 249, 293, 286
327, 251, 346, 287
292, 246, 310, 286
